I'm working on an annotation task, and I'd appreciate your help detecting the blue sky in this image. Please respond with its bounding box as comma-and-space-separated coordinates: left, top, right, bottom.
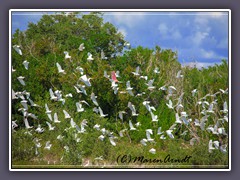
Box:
11, 11, 229, 68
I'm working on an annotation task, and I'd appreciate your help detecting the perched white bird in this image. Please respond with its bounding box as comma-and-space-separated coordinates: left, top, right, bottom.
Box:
101, 50, 107, 60
219, 88, 228, 94
126, 81, 134, 96
65, 93, 73, 98
181, 116, 190, 125
76, 102, 84, 112
191, 89, 198, 96
45, 104, 52, 121
64, 51, 71, 59
87, 52, 94, 61
98, 107, 108, 117
146, 129, 154, 142
77, 84, 87, 95
79, 43, 85, 51
93, 124, 100, 131
28, 98, 41, 107
154, 67, 160, 74
118, 111, 126, 121
56, 62, 66, 74
150, 111, 158, 122
91, 93, 99, 106
220, 144, 227, 153
12, 66, 16, 73
146, 79, 155, 91
149, 148, 156, 154
176, 70, 183, 78
175, 113, 182, 124
49, 88, 57, 101
46, 121, 55, 131
74, 86, 81, 94
70, 118, 76, 128
12, 121, 18, 130
13, 45, 22, 55
20, 100, 28, 110
109, 137, 116, 146
76, 66, 84, 75
17, 76, 26, 86
128, 102, 139, 116
23, 60, 29, 70
80, 75, 92, 87
44, 141, 52, 150
63, 110, 71, 119
159, 85, 167, 91
129, 120, 136, 130
194, 119, 200, 126
116, 71, 120, 78
140, 139, 148, 146
54, 113, 61, 123
23, 117, 32, 129
166, 130, 174, 139
143, 101, 156, 112
157, 127, 164, 135
208, 140, 215, 153
57, 135, 64, 141
98, 135, 105, 141
132, 66, 140, 76
140, 76, 148, 81
220, 101, 228, 114
166, 99, 174, 109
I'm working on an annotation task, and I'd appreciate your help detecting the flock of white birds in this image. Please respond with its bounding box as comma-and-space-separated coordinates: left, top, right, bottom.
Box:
12, 43, 228, 166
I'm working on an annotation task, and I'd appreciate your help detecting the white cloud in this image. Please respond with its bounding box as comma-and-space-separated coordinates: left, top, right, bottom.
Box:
182, 61, 221, 69
158, 23, 168, 35
191, 31, 209, 46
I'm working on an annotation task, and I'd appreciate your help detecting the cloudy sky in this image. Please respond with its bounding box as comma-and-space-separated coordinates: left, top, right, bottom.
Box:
11, 10, 229, 68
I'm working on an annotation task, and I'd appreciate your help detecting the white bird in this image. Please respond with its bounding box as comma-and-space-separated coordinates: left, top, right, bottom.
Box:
80, 74, 92, 87
12, 89, 18, 100
150, 111, 158, 122
159, 85, 167, 91
23, 117, 32, 129
129, 120, 136, 130
119, 129, 127, 137
146, 79, 155, 91
149, 148, 156, 154
166, 99, 174, 109
128, 102, 139, 116
87, 52, 94, 61
157, 127, 164, 135
104, 70, 110, 79
28, 98, 41, 107
80, 100, 90, 107
65, 93, 73, 98
220, 144, 227, 153
194, 119, 200, 126
20, 100, 28, 110
140, 76, 148, 81
35, 125, 44, 133
79, 43, 85, 51
220, 101, 228, 114
45, 104, 52, 121
140, 139, 148, 146
74, 85, 81, 93
76, 66, 84, 75
200, 115, 209, 130
192, 89, 198, 96
23, 60, 29, 70
190, 138, 197, 146
49, 88, 57, 101
181, 116, 190, 125
64, 51, 71, 59
218, 127, 228, 136
126, 81, 134, 96
53, 113, 61, 123
93, 124, 100, 131
46, 121, 55, 131
143, 101, 156, 112
116, 71, 120, 78
208, 140, 215, 153
154, 67, 160, 74
63, 110, 71, 119
101, 50, 107, 60
98, 107, 108, 117
146, 129, 154, 142
118, 111, 126, 121
219, 88, 228, 94
13, 45, 22, 55
57, 135, 64, 141
109, 137, 116, 146
166, 130, 174, 139
12, 120, 18, 130
77, 84, 87, 95
207, 103, 215, 114
98, 135, 105, 141
56, 62, 66, 74
93, 107, 99, 114
160, 135, 166, 139
176, 70, 183, 78
132, 66, 140, 76
76, 102, 84, 112
91, 93, 99, 106
12, 66, 16, 73
70, 118, 76, 128
44, 141, 52, 150
17, 76, 26, 86
175, 113, 182, 124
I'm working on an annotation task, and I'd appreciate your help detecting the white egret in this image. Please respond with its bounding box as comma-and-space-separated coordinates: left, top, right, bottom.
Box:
140, 76, 148, 80
13, 45, 22, 55
154, 67, 160, 74
109, 137, 116, 146
77, 84, 87, 95
146, 79, 155, 91
208, 140, 215, 153
143, 101, 156, 112
65, 93, 73, 98
76, 102, 84, 112
128, 102, 139, 116
176, 70, 183, 78
157, 127, 164, 135
98, 107, 108, 117
126, 81, 134, 96
80, 74, 92, 87
150, 111, 158, 122
12, 121, 18, 130
74, 85, 81, 94
129, 120, 136, 130
140, 139, 148, 146
91, 93, 99, 106
17, 76, 26, 86
49, 88, 57, 101
64, 51, 71, 59
79, 43, 85, 51
23, 60, 29, 70
57, 135, 64, 141
166, 130, 174, 139
220, 101, 228, 114
28, 98, 41, 107
56, 62, 66, 74
87, 52, 94, 61
23, 117, 32, 129
44, 141, 52, 150
175, 113, 182, 124
132, 66, 140, 76
101, 50, 107, 60
45, 104, 52, 121
146, 129, 154, 142
63, 110, 71, 119
98, 135, 105, 141
166, 99, 174, 109
54, 113, 61, 123
149, 148, 156, 154
76, 66, 84, 75
12, 66, 16, 72
118, 111, 126, 121
46, 121, 55, 131
191, 89, 198, 96
93, 124, 100, 131
20, 100, 28, 110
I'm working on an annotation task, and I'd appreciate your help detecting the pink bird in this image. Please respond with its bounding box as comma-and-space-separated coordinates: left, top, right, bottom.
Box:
111, 71, 118, 82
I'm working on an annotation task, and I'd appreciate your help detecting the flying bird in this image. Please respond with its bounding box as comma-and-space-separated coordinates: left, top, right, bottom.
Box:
56, 62, 66, 74
91, 93, 99, 106
132, 66, 140, 76
23, 60, 29, 70
13, 45, 22, 55
80, 75, 92, 87
17, 76, 26, 86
